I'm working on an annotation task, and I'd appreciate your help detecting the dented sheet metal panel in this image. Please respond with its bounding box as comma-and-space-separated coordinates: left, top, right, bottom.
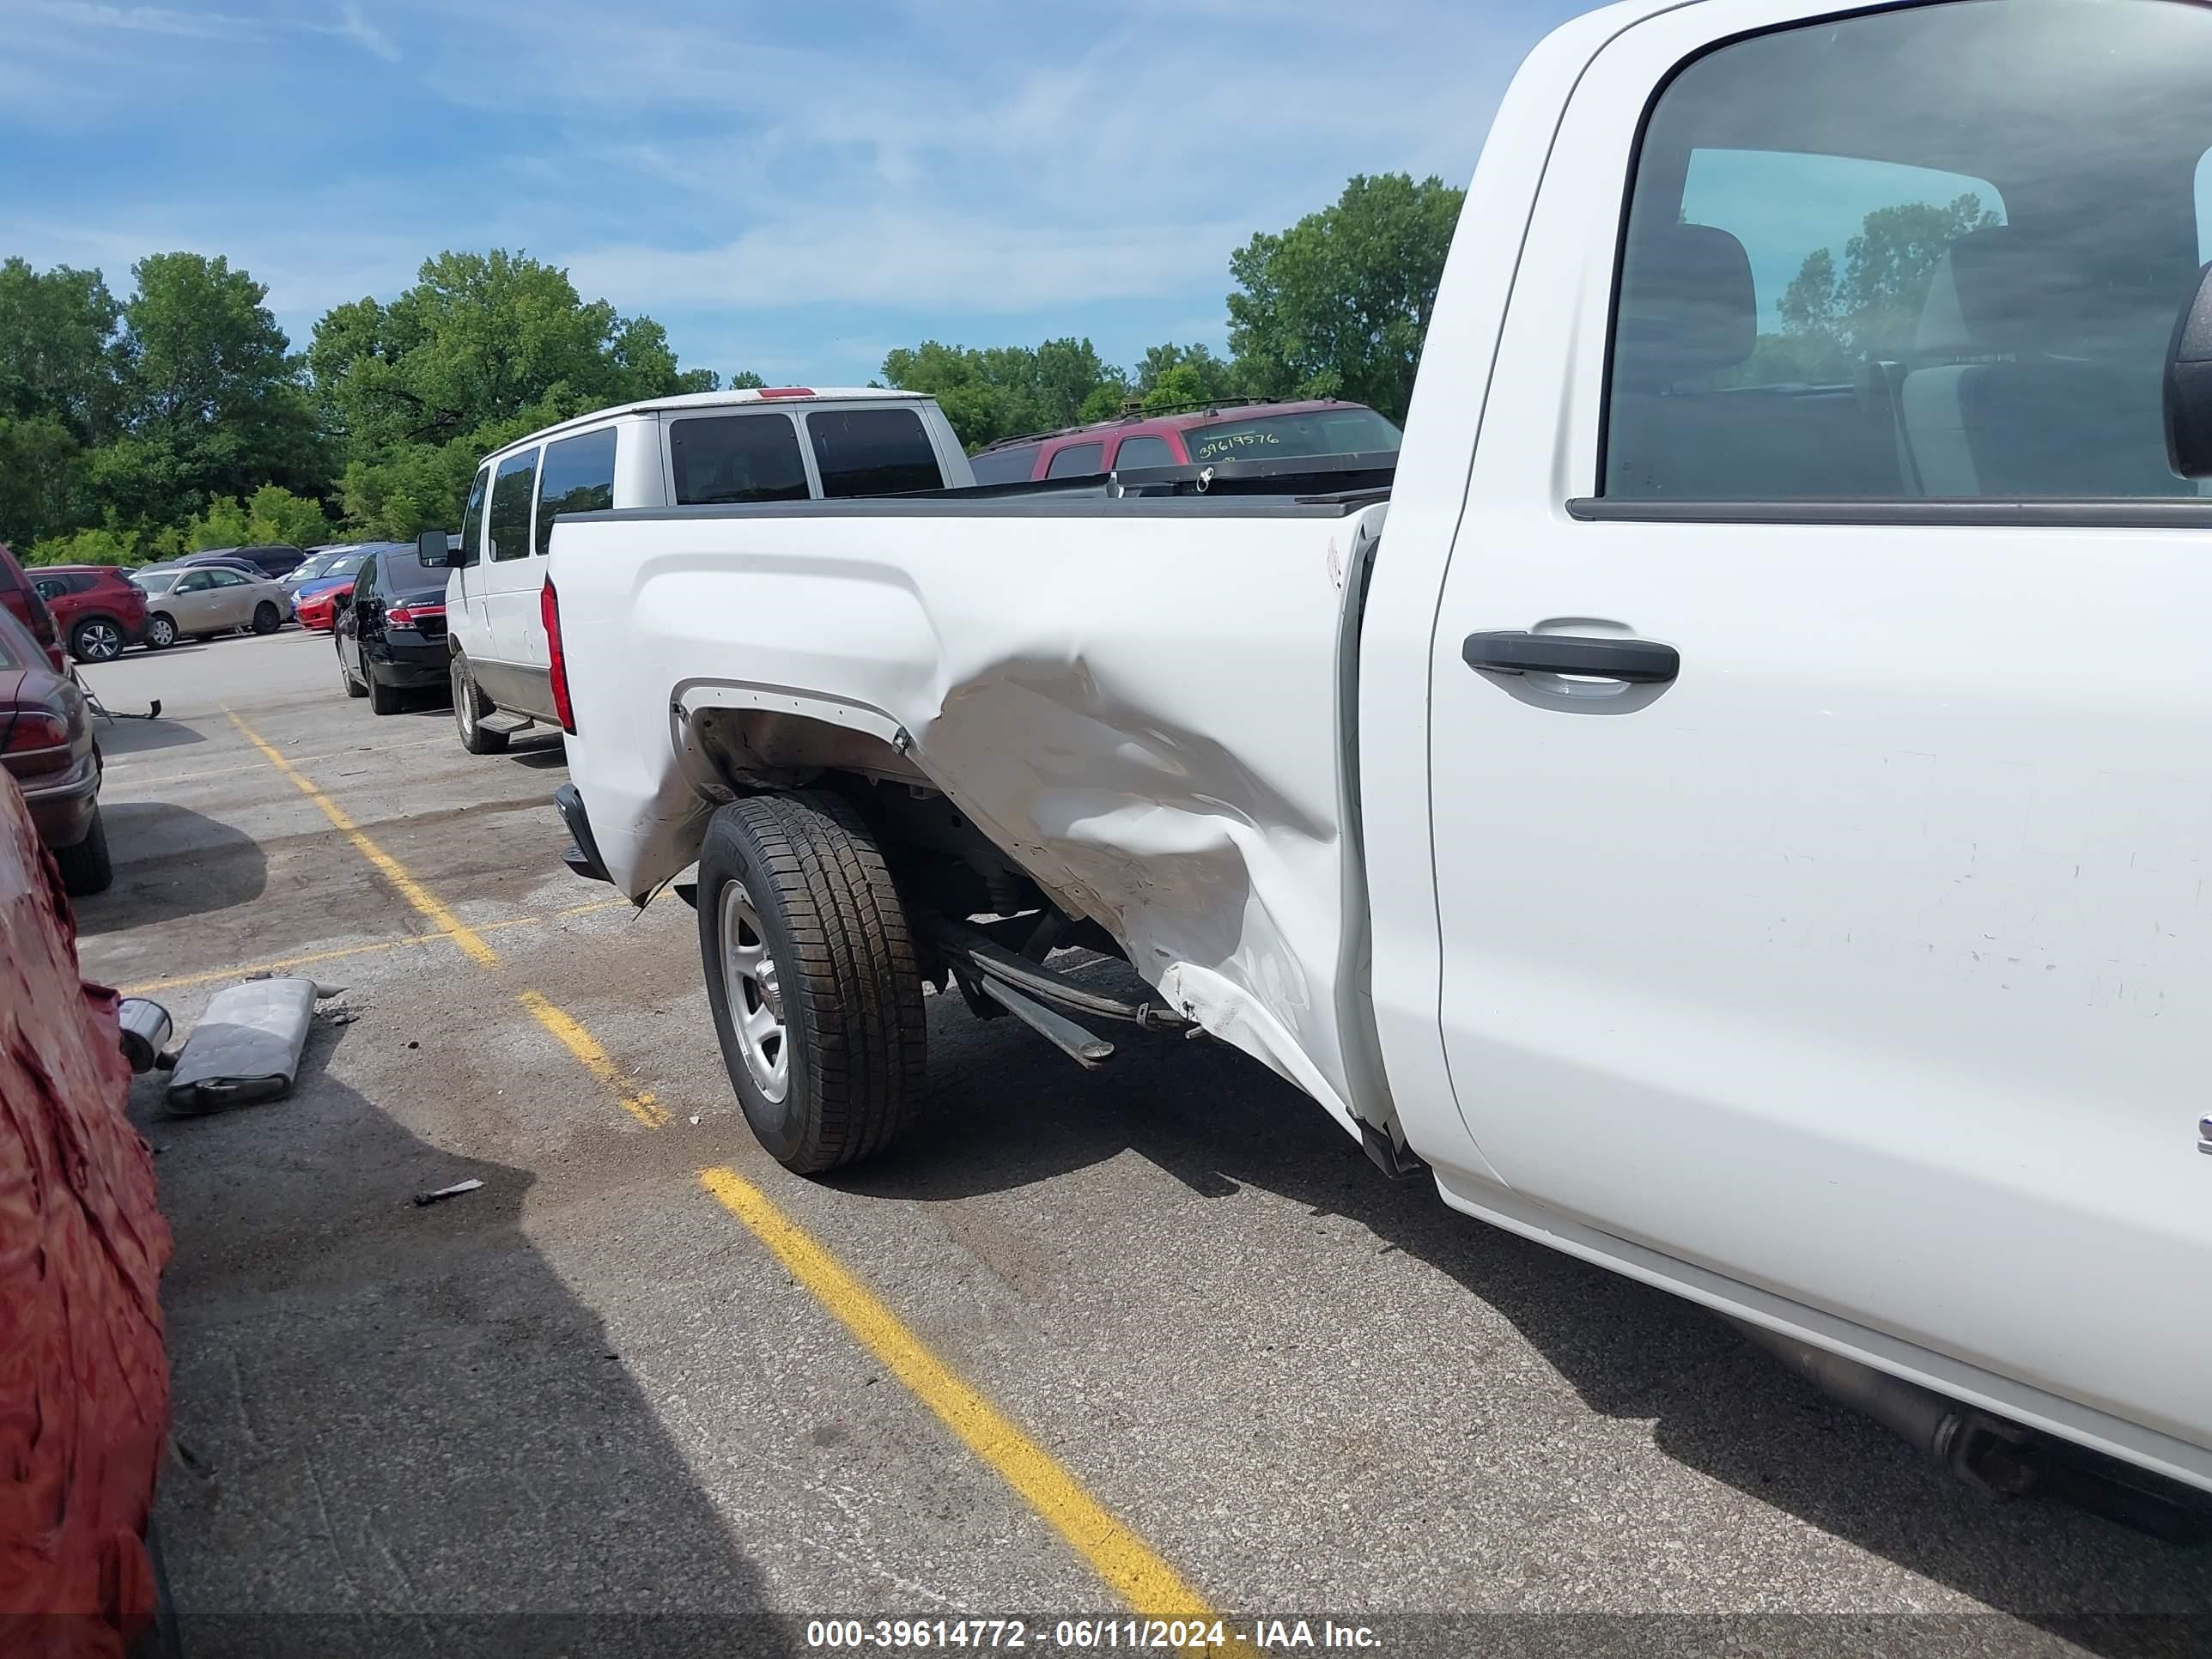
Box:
0, 773, 172, 1656
556, 501, 1390, 1129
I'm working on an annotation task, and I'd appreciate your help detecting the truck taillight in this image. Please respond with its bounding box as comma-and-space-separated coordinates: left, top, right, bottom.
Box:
756, 386, 817, 398
542, 578, 575, 735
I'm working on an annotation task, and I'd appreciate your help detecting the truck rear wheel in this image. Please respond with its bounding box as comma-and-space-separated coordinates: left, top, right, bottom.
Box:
698, 792, 926, 1173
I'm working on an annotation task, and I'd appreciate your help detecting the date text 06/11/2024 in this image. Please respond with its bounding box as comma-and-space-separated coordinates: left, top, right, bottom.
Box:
803, 1620, 1384, 1650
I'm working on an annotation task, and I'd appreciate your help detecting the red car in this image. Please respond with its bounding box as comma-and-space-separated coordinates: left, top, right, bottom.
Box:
28, 564, 151, 663
0, 543, 66, 673
966, 398, 1403, 484
0, 602, 108, 894
292, 578, 354, 632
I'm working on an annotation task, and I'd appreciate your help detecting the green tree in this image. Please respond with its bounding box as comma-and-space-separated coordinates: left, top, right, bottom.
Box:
106, 252, 329, 526
1133, 343, 1239, 405
881, 337, 1127, 451
1741, 193, 2002, 382
1225, 173, 1463, 422
0, 259, 128, 547
184, 483, 332, 552
0, 258, 125, 441
26, 519, 185, 568
310, 249, 710, 537
727, 370, 768, 390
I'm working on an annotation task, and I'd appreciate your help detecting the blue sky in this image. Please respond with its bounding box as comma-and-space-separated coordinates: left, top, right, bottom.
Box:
0, 0, 1583, 386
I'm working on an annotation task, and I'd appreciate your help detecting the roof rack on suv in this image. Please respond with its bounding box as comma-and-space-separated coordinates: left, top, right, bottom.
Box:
1107, 395, 1271, 421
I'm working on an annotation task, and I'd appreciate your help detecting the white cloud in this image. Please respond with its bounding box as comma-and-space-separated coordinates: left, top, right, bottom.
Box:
26, 1, 259, 40
323, 3, 401, 63
566, 210, 1249, 313
1, 0, 1571, 373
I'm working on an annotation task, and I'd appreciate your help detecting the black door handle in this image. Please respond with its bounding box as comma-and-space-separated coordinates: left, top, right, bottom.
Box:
1462, 630, 1679, 684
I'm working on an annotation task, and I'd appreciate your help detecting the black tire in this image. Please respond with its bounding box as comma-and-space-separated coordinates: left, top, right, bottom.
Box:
70, 615, 126, 663
251, 600, 281, 635
368, 671, 403, 714
699, 792, 926, 1173
143, 612, 176, 650
341, 646, 367, 698
56, 805, 112, 896
451, 653, 507, 754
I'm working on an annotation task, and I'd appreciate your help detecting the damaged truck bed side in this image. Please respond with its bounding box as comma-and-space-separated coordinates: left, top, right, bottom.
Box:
550, 0, 2212, 1513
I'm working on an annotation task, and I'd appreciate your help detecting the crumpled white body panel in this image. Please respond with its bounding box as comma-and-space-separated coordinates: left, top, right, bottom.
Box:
554, 502, 1390, 1131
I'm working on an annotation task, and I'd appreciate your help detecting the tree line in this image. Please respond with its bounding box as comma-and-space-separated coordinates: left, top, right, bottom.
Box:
3, 173, 1468, 564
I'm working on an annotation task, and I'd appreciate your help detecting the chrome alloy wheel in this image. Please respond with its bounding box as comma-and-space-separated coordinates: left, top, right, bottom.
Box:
720, 878, 788, 1102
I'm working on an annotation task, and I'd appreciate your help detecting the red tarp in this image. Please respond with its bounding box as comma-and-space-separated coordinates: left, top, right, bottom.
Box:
0, 771, 172, 1656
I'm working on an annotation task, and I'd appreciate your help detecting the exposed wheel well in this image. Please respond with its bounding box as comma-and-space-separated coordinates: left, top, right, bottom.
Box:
681, 706, 1062, 937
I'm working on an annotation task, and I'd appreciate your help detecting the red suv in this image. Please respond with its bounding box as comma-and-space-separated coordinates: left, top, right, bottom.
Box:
0, 544, 65, 673
967, 398, 1402, 484
28, 566, 151, 663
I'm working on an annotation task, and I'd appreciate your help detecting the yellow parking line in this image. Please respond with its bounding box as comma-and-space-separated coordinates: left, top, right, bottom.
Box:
222, 708, 1226, 1622
117, 900, 631, 994
518, 990, 672, 1127
224, 708, 499, 965
699, 1167, 1231, 1630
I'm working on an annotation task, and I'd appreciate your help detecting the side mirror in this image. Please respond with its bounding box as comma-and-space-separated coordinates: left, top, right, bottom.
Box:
2165, 263, 2212, 479
418, 528, 453, 567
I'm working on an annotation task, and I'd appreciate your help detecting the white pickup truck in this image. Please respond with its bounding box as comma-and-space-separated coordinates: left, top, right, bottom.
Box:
550, 0, 2212, 1522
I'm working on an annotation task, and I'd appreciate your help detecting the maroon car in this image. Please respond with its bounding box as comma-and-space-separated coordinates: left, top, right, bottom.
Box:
0, 602, 108, 894
0, 543, 66, 673
29, 564, 151, 663
966, 398, 1403, 483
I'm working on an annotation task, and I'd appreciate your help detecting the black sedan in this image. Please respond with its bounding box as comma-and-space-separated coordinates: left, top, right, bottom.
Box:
335, 543, 451, 714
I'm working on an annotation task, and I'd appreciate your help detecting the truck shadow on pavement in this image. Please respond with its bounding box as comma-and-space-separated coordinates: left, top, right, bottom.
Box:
134, 1018, 792, 1658
74, 804, 265, 937
86, 707, 210, 757
836, 987, 2212, 1659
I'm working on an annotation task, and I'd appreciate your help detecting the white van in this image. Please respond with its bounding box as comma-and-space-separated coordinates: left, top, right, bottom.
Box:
434, 388, 973, 754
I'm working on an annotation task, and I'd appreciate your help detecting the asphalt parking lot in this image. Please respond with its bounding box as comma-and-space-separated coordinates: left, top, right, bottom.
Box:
69, 626, 2212, 1658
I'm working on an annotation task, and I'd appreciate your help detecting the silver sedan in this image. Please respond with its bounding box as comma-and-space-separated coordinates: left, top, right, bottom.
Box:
131, 565, 293, 647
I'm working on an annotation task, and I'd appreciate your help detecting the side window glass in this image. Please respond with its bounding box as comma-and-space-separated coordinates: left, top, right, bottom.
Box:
177, 572, 210, 592
969, 445, 1039, 484
670, 413, 809, 505
805, 407, 942, 497
1113, 435, 1176, 470
459, 465, 490, 568
489, 449, 540, 562
1045, 442, 1103, 479
1604, 0, 2209, 503
537, 427, 618, 556
33, 579, 64, 602
354, 557, 378, 603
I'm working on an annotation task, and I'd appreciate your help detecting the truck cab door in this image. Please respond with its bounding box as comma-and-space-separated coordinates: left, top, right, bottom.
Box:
1422, 0, 2212, 1457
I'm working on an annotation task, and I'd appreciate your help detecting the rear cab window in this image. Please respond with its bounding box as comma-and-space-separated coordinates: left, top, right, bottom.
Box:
806, 406, 943, 498
1184, 408, 1401, 465
488, 448, 540, 562
1601, 0, 2212, 506
670, 413, 810, 505
537, 427, 618, 556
